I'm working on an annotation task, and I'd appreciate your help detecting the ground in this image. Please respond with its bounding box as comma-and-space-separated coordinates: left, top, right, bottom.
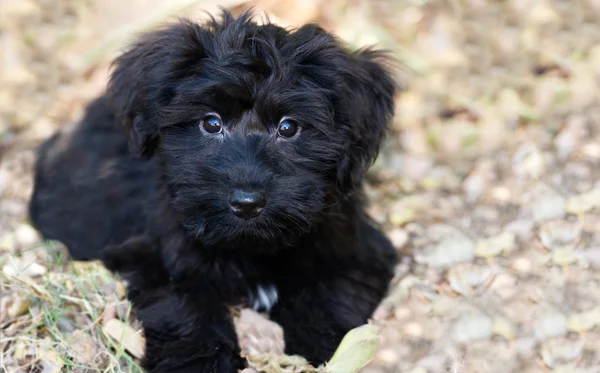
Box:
1, 0, 600, 372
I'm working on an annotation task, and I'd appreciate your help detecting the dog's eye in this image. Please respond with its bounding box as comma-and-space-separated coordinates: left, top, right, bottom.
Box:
278, 119, 299, 138
201, 115, 222, 134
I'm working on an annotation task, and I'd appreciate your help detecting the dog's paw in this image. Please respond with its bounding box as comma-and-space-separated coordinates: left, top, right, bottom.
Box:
100, 235, 159, 272
143, 343, 245, 373
99, 235, 170, 296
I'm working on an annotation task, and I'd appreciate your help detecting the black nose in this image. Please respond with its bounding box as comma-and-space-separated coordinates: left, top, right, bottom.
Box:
229, 190, 266, 219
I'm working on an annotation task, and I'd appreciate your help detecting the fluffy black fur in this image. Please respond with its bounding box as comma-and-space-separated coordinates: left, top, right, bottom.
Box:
29, 11, 398, 373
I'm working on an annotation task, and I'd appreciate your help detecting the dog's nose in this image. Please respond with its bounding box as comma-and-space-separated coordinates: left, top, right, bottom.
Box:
229, 190, 266, 219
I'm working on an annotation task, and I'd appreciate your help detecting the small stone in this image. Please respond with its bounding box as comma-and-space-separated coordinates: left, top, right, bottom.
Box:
514, 337, 537, 359
452, 312, 493, 343
14, 224, 40, 249
402, 322, 423, 338
492, 318, 517, 340
581, 142, 600, 160
447, 263, 493, 296
378, 348, 399, 364
388, 228, 409, 250
511, 257, 533, 273
490, 273, 518, 300
551, 246, 577, 266
530, 184, 566, 222
393, 307, 412, 320
527, 2, 560, 25
534, 309, 568, 340
491, 186, 512, 202
567, 308, 600, 332
504, 219, 535, 239
463, 160, 495, 203
565, 188, 600, 214
414, 224, 475, 268
474, 232, 516, 258
554, 116, 586, 160
582, 247, 600, 271
513, 143, 546, 179
539, 220, 581, 250
540, 338, 583, 368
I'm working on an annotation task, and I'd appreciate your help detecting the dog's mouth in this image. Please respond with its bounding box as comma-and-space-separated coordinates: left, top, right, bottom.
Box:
172, 177, 326, 248
179, 203, 315, 249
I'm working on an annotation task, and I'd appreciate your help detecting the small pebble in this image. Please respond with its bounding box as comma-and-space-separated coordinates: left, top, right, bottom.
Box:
490, 273, 518, 300
534, 309, 568, 340
378, 348, 399, 364
513, 143, 546, 179
581, 247, 600, 271
452, 312, 493, 343
540, 338, 583, 368
388, 228, 409, 250
14, 224, 40, 249
511, 257, 533, 273
531, 184, 566, 222
447, 263, 493, 296
402, 322, 423, 338
504, 219, 535, 239
414, 224, 475, 268
539, 220, 581, 249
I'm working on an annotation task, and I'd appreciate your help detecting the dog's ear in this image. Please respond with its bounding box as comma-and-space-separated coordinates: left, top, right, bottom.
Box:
335, 49, 397, 195
107, 21, 209, 157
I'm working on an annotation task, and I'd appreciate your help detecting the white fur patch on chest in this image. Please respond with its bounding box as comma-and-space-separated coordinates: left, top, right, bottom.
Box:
247, 284, 278, 312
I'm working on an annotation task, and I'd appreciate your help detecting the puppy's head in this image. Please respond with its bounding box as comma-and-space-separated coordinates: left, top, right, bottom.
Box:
107, 11, 396, 247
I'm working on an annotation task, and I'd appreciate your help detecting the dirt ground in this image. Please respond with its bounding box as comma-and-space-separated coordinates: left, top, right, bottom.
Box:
2, 0, 600, 372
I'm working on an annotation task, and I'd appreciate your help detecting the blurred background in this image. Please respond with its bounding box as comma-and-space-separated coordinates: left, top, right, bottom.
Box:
1, 0, 600, 372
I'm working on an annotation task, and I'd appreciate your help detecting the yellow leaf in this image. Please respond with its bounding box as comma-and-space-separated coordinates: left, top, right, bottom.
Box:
323, 324, 380, 373
102, 319, 145, 359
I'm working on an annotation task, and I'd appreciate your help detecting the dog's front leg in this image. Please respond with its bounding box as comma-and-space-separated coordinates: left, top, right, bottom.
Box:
101, 239, 244, 373
270, 269, 389, 367
133, 282, 245, 373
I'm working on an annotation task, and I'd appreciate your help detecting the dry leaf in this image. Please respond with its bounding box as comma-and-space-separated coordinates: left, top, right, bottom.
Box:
322, 324, 380, 373
102, 318, 145, 359
565, 189, 600, 214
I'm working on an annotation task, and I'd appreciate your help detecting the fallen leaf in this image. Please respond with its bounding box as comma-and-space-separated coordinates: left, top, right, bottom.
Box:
567, 308, 600, 332
474, 232, 516, 258
492, 317, 517, 341
102, 319, 145, 359
323, 324, 380, 373
565, 188, 600, 214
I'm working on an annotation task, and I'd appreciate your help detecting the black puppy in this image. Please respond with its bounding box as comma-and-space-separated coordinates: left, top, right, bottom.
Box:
30, 11, 398, 372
